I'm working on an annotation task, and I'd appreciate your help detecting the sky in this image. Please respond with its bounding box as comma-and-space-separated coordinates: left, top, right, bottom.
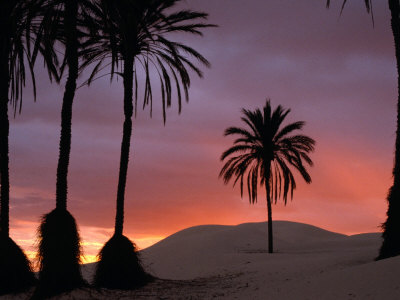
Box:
7, 0, 396, 263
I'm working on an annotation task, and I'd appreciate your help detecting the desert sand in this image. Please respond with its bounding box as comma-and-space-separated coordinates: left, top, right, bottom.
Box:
2, 221, 400, 299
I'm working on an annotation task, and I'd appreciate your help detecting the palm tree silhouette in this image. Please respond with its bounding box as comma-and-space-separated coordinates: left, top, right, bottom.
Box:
88, 0, 215, 289
327, 0, 400, 260
220, 100, 315, 253
0, 0, 39, 295
33, 0, 100, 297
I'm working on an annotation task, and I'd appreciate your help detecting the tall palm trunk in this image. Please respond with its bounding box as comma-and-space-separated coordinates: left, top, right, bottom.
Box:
56, 0, 79, 210
0, 5, 35, 295
0, 104, 9, 238
0, 89, 35, 295
115, 55, 134, 236
379, 0, 400, 259
0, 43, 10, 238
266, 184, 273, 253
0, 0, 12, 238
94, 55, 150, 289
265, 161, 273, 253
34, 1, 84, 297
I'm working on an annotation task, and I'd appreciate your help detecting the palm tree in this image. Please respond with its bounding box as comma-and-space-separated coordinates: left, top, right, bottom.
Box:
327, 0, 400, 260
87, 0, 215, 289
0, 0, 41, 295
220, 100, 315, 253
33, 0, 100, 297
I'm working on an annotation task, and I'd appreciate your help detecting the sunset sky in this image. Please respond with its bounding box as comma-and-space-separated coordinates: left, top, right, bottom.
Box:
8, 0, 396, 262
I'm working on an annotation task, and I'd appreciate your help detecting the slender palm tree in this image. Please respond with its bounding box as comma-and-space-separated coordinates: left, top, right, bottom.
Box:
220, 100, 315, 253
33, 0, 100, 297
87, 0, 215, 289
0, 0, 42, 295
327, 0, 400, 260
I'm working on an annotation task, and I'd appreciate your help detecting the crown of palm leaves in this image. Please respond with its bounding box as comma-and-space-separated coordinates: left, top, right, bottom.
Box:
3, 0, 48, 114
80, 0, 216, 122
220, 100, 315, 205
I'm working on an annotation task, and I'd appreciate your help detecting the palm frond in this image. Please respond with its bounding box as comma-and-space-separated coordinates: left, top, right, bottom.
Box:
274, 121, 304, 142
220, 144, 254, 161
220, 99, 315, 206
84, 0, 215, 122
326, 0, 374, 25
4, 0, 46, 114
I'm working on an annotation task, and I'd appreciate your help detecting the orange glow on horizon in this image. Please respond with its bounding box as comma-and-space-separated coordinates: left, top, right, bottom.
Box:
10, 220, 166, 266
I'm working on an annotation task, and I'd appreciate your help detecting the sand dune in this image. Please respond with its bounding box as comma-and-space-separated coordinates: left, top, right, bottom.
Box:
4, 221, 400, 299
140, 221, 378, 279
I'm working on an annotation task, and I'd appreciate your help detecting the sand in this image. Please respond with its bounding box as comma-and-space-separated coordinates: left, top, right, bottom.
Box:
2, 221, 399, 299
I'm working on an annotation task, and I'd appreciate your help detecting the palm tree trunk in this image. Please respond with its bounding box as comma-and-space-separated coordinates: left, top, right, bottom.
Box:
379, 0, 400, 259
0, 83, 10, 238
55, 0, 78, 211
266, 183, 273, 253
265, 160, 273, 253
114, 56, 134, 236
0, 27, 10, 237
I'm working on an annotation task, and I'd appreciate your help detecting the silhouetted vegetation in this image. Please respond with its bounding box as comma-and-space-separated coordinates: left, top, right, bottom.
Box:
90, 0, 215, 289
33, 209, 85, 298
34, 0, 98, 295
327, 0, 400, 260
220, 100, 315, 253
94, 234, 152, 289
0, 0, 40, 294
377, 0, 400, 261
0, 236, 36, 295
